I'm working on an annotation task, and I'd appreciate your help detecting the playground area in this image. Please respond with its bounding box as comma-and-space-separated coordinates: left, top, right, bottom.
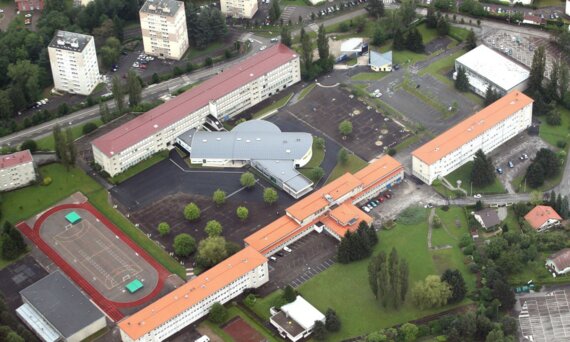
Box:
16, 194, 170, 321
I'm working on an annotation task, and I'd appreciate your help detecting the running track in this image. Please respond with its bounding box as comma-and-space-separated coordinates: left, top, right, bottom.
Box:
16, 202, 171, 321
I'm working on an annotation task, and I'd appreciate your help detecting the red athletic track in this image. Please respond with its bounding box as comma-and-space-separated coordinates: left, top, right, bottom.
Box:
17, 202, 171, 321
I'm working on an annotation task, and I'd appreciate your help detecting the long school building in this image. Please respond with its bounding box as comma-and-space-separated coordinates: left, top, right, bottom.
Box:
92, 44, 301, 177
117, 156, 404, 341
411, 91, 533, 185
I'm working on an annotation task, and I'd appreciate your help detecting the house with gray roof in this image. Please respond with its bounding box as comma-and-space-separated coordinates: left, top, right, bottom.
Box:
473, 208, 502, 230
16, 271, 106, 342
369, 50, 392, 72
546, 248, 570, 276
176, 120, 314, 198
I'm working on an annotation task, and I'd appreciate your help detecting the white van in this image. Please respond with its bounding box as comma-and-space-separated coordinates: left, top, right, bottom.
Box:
195, 336, 210, 342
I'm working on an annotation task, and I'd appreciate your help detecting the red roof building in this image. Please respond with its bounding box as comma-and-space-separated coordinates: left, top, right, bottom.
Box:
524, 205, 562, 232
15, 0, 43, 11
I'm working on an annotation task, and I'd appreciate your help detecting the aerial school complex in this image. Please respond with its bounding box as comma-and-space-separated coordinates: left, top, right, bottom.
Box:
118, 155, 404, 341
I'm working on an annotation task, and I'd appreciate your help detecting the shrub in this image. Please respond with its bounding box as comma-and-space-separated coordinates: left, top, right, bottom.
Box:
42, 177, 52, 186
244, 293, 256, 307
82, 122, 98, 135
20, 139, 37, 153
398, 206, 428, 225
387, 148, 396, 156
208, 302, 227, 324
557, 140, 567, 149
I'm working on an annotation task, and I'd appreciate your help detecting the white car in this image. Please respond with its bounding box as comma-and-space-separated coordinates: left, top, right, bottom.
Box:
283, 246, 292, 253
375, 92, 382, 98
362, 206, 371, 213
132, 62, 140, 68
25, 14, 32, 18
259, 45, 267, 51
474, 194, 482, 199
0, 9, 4, 13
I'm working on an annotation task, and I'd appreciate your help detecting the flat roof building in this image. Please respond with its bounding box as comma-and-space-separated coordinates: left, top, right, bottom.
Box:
455, 45, 530, 97
220, 0, 258, 19
176, 120, 314, 198
92, 44, 301, 177
412, 91, 533, 185
17, 271, 106, 342
0, 150, 36, 192
270, 296, 325, 342
48, 30, 101, 95
140, 0, 189, 60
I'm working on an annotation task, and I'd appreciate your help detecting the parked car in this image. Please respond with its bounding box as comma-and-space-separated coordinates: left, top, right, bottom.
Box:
384, 193, 392, 199
270, 38, 279, 42
276, 252, 285, 257
283, 246, 292, 253
25, 13, 32, 18
496, 168, 503, 174
369, 201, 377, 207
508, 161, 514, 168
474, 194, 482, 199
259, 45, 267, 51
377, 197, 384, 203
270, 256, 277, 261
362, 206, 371, 213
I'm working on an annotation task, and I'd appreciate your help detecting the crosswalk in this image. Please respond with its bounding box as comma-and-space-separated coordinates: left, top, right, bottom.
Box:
186, 267, 195, 280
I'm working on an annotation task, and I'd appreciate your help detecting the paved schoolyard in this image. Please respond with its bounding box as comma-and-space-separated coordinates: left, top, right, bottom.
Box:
517, 287, 570, 342
286, 85, 410, 161
258, 231, 339, 296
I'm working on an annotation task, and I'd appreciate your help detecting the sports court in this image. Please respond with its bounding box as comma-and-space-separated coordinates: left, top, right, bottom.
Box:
222, 317, 265, 342
518, 288, 570, 342
17, 199, 170, 321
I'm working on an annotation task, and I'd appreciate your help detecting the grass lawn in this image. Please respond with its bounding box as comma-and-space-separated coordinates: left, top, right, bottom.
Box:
416, 23, 439, 46
299, 140, 325, 179
297, 83, 316, 102
186, 42, 224, 60
509, 253, 570, 286
445, 161, 506, 195
252, 93, 294, 119
448, 26, 471, 42
326, 153, 368, 183
281, 0, 310, 6
538, 106, 570, 147
512, 170, 564, 193
296, 219, 473, 340
0, 163, 185, 278
502, 208, 522, 232
110, 151, 169, 184
535, 0, 564, 7
351, 72, 390, 81
435, 207, 469, 240
394, 133, 421, 153
36, 119, 103, 151
379, 43, 430, 65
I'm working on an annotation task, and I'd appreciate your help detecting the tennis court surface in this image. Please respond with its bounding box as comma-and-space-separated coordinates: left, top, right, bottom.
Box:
17, 198, 170, 321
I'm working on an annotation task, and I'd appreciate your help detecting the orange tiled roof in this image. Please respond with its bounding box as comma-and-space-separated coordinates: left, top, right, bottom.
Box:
118, 247, 266, 340
321, 203, 372, 237
244, 216, 304, 254
354, 155, 403, 189
286, 173, 362, 222
412, 91, 533, 165
524, 205, 562, 230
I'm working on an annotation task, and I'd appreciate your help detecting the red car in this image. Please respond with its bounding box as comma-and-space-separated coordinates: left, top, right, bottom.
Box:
377, 197, 385, 203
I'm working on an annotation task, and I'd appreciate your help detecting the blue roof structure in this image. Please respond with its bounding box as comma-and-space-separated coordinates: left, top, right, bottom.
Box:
369, 51, 392, 67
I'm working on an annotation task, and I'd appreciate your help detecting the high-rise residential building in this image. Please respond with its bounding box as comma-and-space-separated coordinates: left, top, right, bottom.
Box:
48, 31, 101, 96
220, 0, 258, 19
0, 150, 36, 192
139, 0, 189, 60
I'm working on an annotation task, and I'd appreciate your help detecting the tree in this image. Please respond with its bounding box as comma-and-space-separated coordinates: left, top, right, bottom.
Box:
5, 332, 24, 342
314, 137, 325, 150
173, 233, 196, 257
372, 26, 385, 46
534, 148, 560, 179
465, 29, 477, 51
411, 275, 452, 309
484, 85, 500, 106
528, 46, 546, 96
300, 27, 313, 76
240, 172, 256, 188
313, 321, 327, 340
310, 167, 324, 182
263, 187, 278, 205
400, 323, 419, 342
559, 63, 569, 103
455, 66, 470, 92
325, 308, 341, 332
269, 0, 281, 23
212, 189, 226, 206
1, 222, 26, 260
64, 128, 76, 167
337, 148, 349, 165
339, 120, 353, 136
426, 7, 437, 28
183, 203, 201, 221
197, 236, 229, 269
399, 0, 417, 26
436, 16, 449, 36
283, 285, 297, 302
52, 124, 64, 160
317, 25, 329, 61
441, 269, 467, 303
491, 279, 515, 310
280, 26, 292, 47
546, 61, 559, 102
399, 259, 409, 302
471, 149, 495, 187
526, 162, 545, 188
100, 101, 112, 123
8, 60, 40, 108
100, 37, 121, 68
205, 220, 223, 237
393, 29, 405, 51
208, 302, 227, 324
20, 140, 37, 153
157, 222, 170, 236
405, 28, 424, 53
111, 76, 125, 114
127, 70, 142, 107
236, 206, 249, 221
366, 0, 385, 19
485, 328, 507, 342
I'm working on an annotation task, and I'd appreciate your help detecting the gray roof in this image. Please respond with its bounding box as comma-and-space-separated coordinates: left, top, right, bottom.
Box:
140, 0, 182, 16
254, 159, 313, 194
20, 271, 104, 338
369, 50, 392, 67
49, 31, 92, 53
475, 208, 501, 228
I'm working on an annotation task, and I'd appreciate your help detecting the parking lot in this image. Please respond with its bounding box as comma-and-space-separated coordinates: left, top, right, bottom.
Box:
258, 231, 339, 296
517, 286, 570, 342
287, 85, 410, 161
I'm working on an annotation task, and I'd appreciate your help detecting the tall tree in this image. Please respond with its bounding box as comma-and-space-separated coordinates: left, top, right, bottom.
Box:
111, 76, 125, 114
300, 27, 313, 75
441, 269, 467, 303
455, 66, 470, 92
283, 285, 297, 302
393, 29, 405, 51
399, 0, 417, 26
465, 29, 477, 51
196, 236, 228, 269
436, 16, 449, 36
425, 6, 437, 28
471, 149, 495, 187
317, 25, 329, 61
52, 124, 63, 159
528, 46, 546, 96
325, 308, 341, 332
366, 0, 385, 19
411, 275, 452, 309
127, 70, 142, 107
484, 85, 500, 106
546, 61, 560, 102
559, 63, 569, 103
100, 101, 112, 123
399, 259, 409, 301
64, 127, 76, 167
280, 26, 292, 47
269, 0, 281, 23
389, 248, 401, 308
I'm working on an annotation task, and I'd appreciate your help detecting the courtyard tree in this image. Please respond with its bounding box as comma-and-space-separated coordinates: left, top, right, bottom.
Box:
236, 206, 249, 221
283, 285, 297, 302
484, 85, 500, 106
240, 172, 256, 188
436, 16, 449, 36
208, 302, 227, 324
310, 167, 324, 182
196, 236, 228, 269
528, 46, 546, 96
173, 233, 196, 257
471, 149, 495, 187
339, 120, 353, 137
526, 163, 545, 188
338, 148, 349, 165
455, 66, 470, 92
263, 187, 278, 205
313, 321, 327, 340
205, 220, 223, 237
157, 222, 170, 237
325, 308, 341, 332
411, 275, 452, 309
441, 269, 467, 303
184, 202, 201, 221
212, 188, 226, 206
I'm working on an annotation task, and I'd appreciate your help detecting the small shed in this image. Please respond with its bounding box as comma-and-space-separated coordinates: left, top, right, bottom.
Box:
126, 279, 144, 294
65, 212, 82, 225
369, 50, 393, 72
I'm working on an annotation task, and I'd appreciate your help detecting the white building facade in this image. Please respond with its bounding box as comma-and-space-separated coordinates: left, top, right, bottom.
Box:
48, 31, 100, 95
92, 44, 301, 177
412, 91, 533, 185
220, 0, 258, 19
0, 150, 36, 192
140, 0, 189, 60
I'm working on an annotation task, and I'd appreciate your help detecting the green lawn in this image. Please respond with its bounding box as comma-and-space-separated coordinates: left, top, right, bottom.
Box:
281, 0, 311, 6
252, 93, 294, 119
535, 0, 564, 7
445, 161, 506, 195
538, 106, 570, 147
448, 26, 471, 42
186, 42, 224, 60
509, 253, 570, 286
0, 163, 185, 278
435, 207, 469, 240
416, 23, 439, 46
419, 50, 465, 79
326, 153, 368, 183
299, 140, 325, 179
512, 170, 564, 193
110, 151, 169, 184
502, 208, 522, 233
351, 72, 390, 81
36, 119, 103, 151
295, 219, 473, 340
297, 83, 316, 102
